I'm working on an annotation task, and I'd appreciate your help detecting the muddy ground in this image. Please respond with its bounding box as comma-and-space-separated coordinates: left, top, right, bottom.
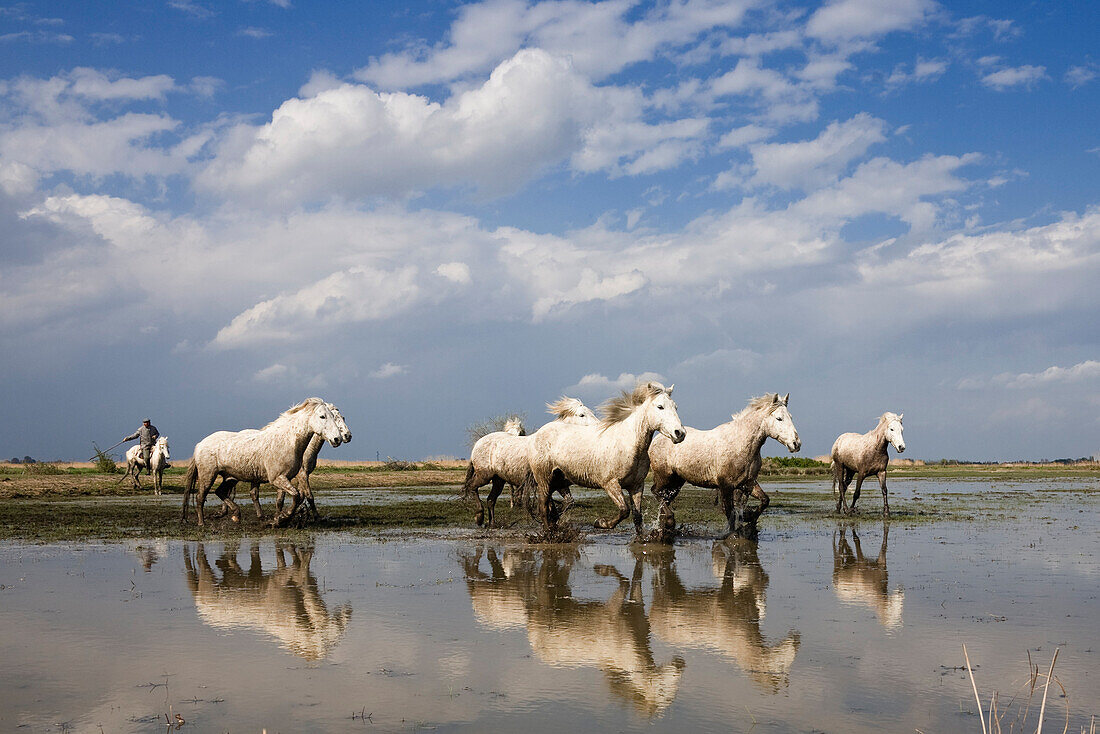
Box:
1, 462, 1095, 541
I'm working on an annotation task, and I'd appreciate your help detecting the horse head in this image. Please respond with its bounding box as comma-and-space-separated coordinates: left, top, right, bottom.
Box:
328, 403, 353, 444
884, 412, 905, 453
308, 401, 344, 447
157, 436, 170, 459
645, 383, 685, 444
763, 393, 800, 453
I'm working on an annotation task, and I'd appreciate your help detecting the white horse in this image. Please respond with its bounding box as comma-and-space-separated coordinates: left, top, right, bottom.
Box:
122, 436, 170, 495
273, 403, 353, 520
649, 393, 800, 536
462, 398, 598, 528
181, 398, 344, 527
831, 412, 905, 516
526, 382, 685, 535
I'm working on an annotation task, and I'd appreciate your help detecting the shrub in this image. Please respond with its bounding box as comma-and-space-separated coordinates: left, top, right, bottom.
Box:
91, 444, 118, 474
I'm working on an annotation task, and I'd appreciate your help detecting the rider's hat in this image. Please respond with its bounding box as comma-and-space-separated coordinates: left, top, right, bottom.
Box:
143, 418, 151, 423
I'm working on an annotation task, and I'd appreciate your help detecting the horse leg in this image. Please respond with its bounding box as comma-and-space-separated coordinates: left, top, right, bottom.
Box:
269, 475, 300, 526
463, 467, 492, 527
878, 470, 890, 517
212, 478, 239, 518
594, 481, 631, 530
746, 481, 770, 523
250, 482, 263, 518
484, 478, 506, 528
195, 471, 220, 527
851, 473, 865, 514
717, 485, 740, 536
302, 471, 320, 520
628, 485, 645, 536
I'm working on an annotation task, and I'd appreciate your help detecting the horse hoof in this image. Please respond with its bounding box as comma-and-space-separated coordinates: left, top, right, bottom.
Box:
474, 512, 485, 527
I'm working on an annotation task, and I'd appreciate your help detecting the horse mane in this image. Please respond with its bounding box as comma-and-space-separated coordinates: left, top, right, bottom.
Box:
876, 412, 901, 427
261, 397, 327, 429
600, 381, 667, 428
468, 414, 526, 443
502, 417, 527, 436
732, 393, 780, 421
547, 396, 594, 421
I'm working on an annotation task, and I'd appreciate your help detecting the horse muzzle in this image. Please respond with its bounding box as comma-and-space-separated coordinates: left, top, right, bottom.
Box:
788, 438, 801, 453
670, 428, 686, 444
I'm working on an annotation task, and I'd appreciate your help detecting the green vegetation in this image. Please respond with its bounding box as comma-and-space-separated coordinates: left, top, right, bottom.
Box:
92, 444, 118, 474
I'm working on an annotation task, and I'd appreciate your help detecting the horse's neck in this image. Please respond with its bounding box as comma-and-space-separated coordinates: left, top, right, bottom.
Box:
725, 413, 768, 456
613, 407, 657, 461
266, 414, 315, 461
870, 423, 889, 452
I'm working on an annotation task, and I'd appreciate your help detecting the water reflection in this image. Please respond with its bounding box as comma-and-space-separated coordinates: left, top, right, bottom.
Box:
832, 523, 903, 629
133, 540, 168, 571
462, 547, 685, 717
648, 540, 801, 692
184, 542, 352, 660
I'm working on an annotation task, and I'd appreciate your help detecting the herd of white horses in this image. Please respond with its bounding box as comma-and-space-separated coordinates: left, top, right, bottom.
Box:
171, 383, 905, 538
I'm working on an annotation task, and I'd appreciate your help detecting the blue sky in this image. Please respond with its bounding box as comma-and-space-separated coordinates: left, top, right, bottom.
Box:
1, 0, 1097, 462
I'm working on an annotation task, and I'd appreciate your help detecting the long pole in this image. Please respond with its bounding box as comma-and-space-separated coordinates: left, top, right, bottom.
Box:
89, 439, 126, 461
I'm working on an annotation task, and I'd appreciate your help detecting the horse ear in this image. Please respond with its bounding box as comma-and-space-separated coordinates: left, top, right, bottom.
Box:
666, 384, 674, 395
898, 413, 903, 421
782, 392, 789, 405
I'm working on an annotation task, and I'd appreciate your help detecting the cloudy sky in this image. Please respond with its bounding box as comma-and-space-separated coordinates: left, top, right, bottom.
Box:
1, 0, 1097, 462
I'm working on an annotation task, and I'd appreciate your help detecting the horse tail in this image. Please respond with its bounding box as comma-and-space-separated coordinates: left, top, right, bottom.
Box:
181, 459, 197, 522
459, 462, 477, 501
830, 459, 838, 499
520, 470, 541, 520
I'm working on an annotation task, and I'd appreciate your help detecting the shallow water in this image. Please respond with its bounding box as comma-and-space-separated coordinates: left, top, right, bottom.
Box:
1, 481, 1097, 733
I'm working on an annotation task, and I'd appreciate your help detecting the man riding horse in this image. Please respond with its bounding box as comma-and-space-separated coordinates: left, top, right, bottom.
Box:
124, 419, 164, 475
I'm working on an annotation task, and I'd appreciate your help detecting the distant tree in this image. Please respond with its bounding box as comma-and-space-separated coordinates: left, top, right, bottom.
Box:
23, 456, 35, 464
9, 457, 20, 464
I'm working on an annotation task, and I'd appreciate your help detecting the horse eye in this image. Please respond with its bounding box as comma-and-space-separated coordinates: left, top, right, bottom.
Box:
777, 416, 783, 421
658, 405, 664, 410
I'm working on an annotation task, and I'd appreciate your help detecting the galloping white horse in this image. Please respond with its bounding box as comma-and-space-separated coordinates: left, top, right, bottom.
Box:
182, 398, 344, 526
123, 436, 170, 495
526, 382, 685, 535
831, 412, 905, 516
649, 393, 800, 535
463, 398, 598, 528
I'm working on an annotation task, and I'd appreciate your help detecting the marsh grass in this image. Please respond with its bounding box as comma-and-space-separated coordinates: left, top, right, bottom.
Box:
961, 645, 1089, 734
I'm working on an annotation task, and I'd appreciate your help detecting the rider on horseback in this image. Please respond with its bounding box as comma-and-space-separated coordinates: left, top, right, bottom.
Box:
124, 419, 163, 474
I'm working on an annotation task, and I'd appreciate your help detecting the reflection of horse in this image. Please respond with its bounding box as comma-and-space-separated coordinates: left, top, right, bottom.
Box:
183, 542, 352, 661
461, 547, 685, 717
649, 540, 800, 692
182, 398, 344, 526
463, 398, 598, 528
649, 393, 800, 536
831, 412, 905, 516
526, 382, 685, 534
832, 523, 903, 629
123, 436, 170, 494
